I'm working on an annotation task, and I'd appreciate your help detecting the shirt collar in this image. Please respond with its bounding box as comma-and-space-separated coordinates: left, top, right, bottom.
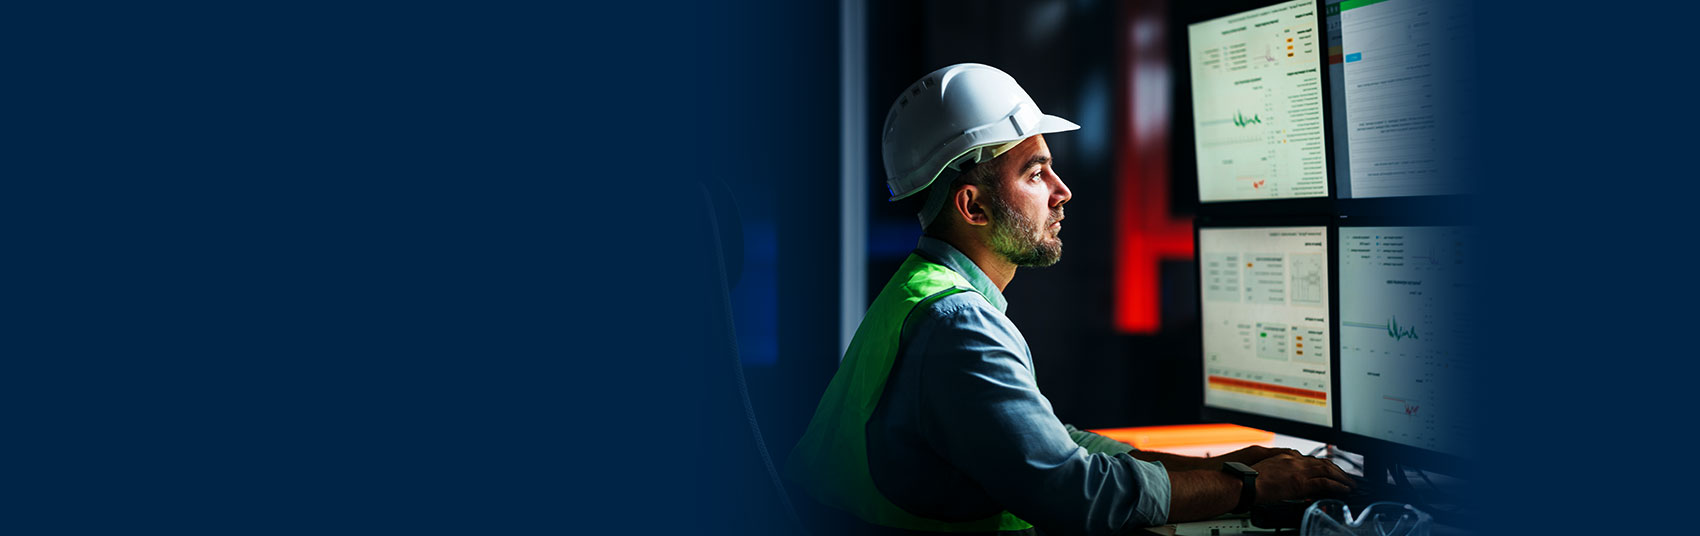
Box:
914, 235, 1008, 313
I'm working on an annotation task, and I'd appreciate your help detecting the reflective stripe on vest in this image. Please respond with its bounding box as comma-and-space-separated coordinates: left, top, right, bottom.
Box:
786, 254, 1032, 532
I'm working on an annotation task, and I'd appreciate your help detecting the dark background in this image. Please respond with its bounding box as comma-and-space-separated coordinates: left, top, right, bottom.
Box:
6, 1, 1690, 534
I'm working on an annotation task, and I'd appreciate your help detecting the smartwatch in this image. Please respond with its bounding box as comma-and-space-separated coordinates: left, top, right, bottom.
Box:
1221, 461, 1258, 513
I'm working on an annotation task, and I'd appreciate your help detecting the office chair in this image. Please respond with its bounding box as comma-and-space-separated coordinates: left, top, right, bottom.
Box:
695, 179, 809, 535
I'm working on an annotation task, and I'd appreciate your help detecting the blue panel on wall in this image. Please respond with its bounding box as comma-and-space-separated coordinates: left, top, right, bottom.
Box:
732, 220, 779, 366
870, 221, 920, 259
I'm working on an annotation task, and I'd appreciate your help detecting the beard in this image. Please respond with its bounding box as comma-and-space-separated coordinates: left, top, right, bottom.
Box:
985, 194, 1064, 267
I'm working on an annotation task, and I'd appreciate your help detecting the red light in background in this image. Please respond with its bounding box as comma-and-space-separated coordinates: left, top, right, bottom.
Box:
1115, 0, 1193, 334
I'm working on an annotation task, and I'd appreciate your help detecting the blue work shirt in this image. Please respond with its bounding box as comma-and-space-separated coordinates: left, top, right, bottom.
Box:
865, 236, 1171, 534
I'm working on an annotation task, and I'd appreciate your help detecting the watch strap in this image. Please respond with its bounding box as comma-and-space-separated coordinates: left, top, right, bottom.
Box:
1222, 461, 1258, 513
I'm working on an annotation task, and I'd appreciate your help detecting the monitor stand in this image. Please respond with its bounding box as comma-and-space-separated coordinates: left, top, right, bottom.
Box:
1350, 454, 1477, 530
1361, 454, 1392, 488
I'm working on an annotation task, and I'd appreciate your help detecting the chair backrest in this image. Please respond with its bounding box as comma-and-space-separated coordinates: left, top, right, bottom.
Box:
695, 179, 808, 535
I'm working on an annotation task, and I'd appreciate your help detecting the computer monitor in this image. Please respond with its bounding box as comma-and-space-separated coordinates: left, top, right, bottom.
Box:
1186, 0, 1330, 203
1325, 0, 1477, 199
1336, 225, 1478, 470
1198, 224, 1334, 437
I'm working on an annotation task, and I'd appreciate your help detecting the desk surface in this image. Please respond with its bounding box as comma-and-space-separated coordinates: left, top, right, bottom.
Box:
1098, 426, 1471, 535
1092, 425, 1361, 477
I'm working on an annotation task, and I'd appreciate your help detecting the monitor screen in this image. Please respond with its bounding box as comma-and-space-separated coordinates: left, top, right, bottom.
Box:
1200, 226, 1332, 427
1338, 226, 1478, 457
1325, 0, 1477, 199
1187, 0, 1329, 203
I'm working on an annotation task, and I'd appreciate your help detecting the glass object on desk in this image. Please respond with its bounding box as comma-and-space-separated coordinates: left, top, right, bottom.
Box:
1300, 500, 1432, 536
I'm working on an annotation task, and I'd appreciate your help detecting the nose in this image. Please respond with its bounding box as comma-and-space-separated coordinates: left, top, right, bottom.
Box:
1052, 172, 1072, 208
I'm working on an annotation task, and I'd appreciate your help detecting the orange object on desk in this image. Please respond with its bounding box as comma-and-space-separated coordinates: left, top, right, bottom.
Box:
1087, 424, 1273, 450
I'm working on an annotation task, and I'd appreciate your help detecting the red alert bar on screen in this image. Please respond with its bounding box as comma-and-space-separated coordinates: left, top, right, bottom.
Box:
1207, 376, 1327, 407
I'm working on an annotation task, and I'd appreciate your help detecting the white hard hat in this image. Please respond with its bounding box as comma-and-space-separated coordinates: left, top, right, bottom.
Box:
881, 63, 1080, 202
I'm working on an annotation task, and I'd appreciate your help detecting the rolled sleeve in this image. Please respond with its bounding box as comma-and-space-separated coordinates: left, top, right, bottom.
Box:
1065, 425, 1136, 456
913, 296, 1170, 534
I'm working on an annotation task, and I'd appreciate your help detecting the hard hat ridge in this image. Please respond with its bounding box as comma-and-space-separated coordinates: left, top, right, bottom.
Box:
881, 63, 1079, 206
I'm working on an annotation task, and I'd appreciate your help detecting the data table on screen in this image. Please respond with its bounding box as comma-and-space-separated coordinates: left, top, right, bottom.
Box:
1333, 0, 1477, 199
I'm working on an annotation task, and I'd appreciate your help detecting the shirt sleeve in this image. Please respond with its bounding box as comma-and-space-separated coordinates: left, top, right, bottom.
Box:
910, 295, 1171, 535
1064, 424, 1136, 456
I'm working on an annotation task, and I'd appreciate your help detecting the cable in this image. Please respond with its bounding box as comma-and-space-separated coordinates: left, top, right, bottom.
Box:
1415, 468, 1441, 494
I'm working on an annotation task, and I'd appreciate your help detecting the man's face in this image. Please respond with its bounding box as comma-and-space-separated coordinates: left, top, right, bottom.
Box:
983, 135, 1071, 267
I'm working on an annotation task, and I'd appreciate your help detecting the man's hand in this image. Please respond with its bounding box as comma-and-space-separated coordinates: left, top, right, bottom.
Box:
1250, 453, 1354, 504
1209, 445, 1302, 467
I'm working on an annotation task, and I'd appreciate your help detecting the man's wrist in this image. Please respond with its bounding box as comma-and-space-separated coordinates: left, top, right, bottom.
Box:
1221, 462, 1258, 513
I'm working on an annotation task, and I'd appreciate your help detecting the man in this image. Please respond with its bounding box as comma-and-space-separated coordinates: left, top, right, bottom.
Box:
786, 64, 1352, 535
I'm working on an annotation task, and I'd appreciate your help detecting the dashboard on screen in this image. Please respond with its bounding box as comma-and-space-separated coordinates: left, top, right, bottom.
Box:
1188, 0, 1329, 203
1337, 226, 1478, 458
1200, 226, 1332, 427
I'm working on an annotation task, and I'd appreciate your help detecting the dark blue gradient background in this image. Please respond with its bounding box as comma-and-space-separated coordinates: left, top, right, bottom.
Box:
4, 1, 1682, 534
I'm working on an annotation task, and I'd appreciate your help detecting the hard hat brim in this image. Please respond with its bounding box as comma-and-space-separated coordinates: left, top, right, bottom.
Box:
1034, 114, 1081, 137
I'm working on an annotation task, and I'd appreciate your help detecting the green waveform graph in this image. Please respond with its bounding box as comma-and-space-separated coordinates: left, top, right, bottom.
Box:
1232, 110, 1262, 127
1385, 316, 1418, 341
1343, 316, 1420, 342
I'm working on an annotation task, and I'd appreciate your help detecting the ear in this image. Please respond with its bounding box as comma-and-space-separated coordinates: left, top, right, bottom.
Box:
951, 184, 992, 228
